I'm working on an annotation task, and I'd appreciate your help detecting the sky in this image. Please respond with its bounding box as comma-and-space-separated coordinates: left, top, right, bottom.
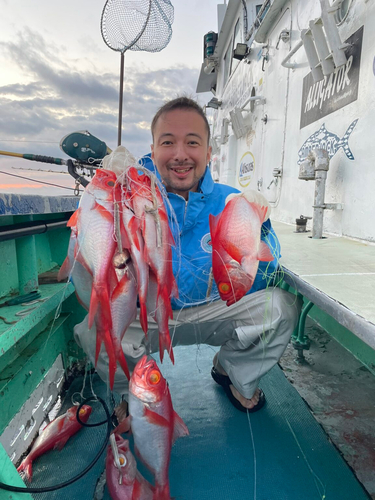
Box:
0, 0, 220, 196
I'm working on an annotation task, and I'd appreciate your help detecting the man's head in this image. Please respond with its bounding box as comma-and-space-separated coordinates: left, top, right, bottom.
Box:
151, 97, 212, 200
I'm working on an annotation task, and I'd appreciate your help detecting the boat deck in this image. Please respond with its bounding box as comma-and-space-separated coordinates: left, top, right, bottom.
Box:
18, 346, 370, 500
273, 220, 375, 351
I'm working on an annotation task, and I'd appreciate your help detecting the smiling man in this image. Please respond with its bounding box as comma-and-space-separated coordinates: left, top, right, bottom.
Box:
74, 97, 301, 416
151, 100, 212, 198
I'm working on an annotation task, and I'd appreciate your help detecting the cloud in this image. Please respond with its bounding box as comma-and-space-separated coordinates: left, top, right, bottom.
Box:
0, 27, 203, 195
0, 28, 201, 161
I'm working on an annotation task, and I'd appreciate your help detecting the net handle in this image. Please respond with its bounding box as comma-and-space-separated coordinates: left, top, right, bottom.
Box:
117, 0, 152, 146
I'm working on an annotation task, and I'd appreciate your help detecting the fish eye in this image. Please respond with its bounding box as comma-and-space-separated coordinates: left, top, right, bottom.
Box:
219, 282, 231, 294
115, 454, 127, 467
107, 180, 115, 187
78, 408, 86, 416
149, 370, 161, 385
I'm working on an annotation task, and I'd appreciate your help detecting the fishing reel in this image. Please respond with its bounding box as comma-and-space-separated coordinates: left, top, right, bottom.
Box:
60, 131, 112, 188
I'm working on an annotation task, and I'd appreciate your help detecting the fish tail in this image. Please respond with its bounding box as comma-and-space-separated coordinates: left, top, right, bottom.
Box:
17, 458, 33, 482
157, 287, 174, 365
116, 343, 130, 380
104, 329, 117, 390
154, 483, 170, 500
139, 302, 148, 336
57, 255, 71, 281
338, 119, 358, 160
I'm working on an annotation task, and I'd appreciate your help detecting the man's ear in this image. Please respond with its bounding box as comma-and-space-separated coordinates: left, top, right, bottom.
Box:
151, 144, 154, 160
207, 145, 212, 165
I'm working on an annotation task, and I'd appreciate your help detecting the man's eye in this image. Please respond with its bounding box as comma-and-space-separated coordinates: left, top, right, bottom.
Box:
161, 141, 172, 145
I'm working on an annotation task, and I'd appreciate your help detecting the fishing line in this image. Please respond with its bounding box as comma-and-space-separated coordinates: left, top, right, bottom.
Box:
0, 397, 112, 494
246, 411, 257, 500
266, 383, 327, 500
0, 169, 76, 191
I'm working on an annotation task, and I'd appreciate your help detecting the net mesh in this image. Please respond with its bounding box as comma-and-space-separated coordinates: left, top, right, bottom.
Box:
101, 0, 174, 53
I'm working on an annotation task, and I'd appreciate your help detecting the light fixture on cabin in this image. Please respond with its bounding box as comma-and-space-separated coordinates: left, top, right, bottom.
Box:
233, 42, 249, 61
206, 97, 222, 110
229, 108, 247, 139
203, 61, 215, 74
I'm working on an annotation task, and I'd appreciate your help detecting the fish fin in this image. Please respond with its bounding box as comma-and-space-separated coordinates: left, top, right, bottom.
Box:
113, 415, 131, 435
88, 286, 98, 330
95, 202, 113, 223
17, 458, 33, 482
57, 255, 71, 281
67, 208, 80, 228
103, 326, 117, 389
338, 118, 358, 160
53, 435, 70, 451
257, 241, 274, 262
154, 483, 170, 500
241, 190, 271, 221
128, 217, 141, 251
209, 213, 221, 240
132, 480, 141, 500
143, 407, 169, 427
156, 288, 174, 365
112, 273, 129, 302
250, 202, 270, 223
222, 241, 243, 263
172, 411, 189, 443
139, 302, 149, 336
117, 348, 130, 381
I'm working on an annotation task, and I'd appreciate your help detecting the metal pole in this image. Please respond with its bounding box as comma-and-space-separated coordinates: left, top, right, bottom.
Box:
117, 51, 125, 147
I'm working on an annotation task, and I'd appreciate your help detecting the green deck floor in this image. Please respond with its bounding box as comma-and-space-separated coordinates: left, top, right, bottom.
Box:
20, 345, 370, 500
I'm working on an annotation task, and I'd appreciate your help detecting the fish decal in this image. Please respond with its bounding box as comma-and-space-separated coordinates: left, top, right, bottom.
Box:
297, 119, 358, 165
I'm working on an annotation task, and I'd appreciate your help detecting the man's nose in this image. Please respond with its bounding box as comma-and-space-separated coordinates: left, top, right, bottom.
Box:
173, 143, 188, 162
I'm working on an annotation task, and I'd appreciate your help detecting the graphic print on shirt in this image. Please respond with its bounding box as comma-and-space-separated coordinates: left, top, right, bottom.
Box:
200, 233, 212, 253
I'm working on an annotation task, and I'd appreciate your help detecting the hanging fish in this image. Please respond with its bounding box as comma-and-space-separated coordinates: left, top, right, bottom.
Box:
121, 199, 150, 337
105, 434, 154, 500
66, 169, 120, 388
209, 191, 274, 306
129, 356, 189, 500
126, 167, 178, 364
57, 228, 93, 311
17, 405, 92, 482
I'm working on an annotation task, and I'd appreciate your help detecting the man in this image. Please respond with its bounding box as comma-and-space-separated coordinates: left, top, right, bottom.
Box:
74, 97, 301, 414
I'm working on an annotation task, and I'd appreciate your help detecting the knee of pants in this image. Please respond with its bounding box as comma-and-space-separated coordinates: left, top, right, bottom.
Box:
269, 287, 302, 331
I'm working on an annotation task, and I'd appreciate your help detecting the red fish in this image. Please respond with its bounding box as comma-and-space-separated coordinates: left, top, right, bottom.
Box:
209, 228, 253, 306
129, 356, 189, 500
121, 200, 150, 336
69, 169, 122, 387
210, 191, 274, 306
106, 434, 154, 500
17, 405, 91, 481
126, 168, 178, 363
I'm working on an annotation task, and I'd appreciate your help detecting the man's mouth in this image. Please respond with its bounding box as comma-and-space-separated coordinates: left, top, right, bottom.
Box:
170, 166, 193, 173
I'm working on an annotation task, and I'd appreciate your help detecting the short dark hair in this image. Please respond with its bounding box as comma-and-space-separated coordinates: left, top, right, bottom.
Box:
151, 96, 211, 145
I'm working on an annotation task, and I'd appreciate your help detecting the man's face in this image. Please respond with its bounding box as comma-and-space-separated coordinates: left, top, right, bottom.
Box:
151, 109, 212, 200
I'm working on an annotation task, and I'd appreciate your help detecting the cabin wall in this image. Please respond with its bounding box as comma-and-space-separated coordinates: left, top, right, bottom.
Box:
209, 0, 375, 243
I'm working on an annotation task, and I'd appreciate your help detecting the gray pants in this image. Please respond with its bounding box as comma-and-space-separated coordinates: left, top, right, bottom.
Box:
74, 287, 301, 399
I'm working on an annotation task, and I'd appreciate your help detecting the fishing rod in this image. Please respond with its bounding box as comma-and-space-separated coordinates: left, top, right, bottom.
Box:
0, 149, 101, 188
0, 130, 112, 188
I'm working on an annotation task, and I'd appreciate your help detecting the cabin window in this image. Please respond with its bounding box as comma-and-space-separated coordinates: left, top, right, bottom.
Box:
230, 19, 242, 75
255, 3, 270, 23
334, 0, 352, 25
222, 40, 232, 87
